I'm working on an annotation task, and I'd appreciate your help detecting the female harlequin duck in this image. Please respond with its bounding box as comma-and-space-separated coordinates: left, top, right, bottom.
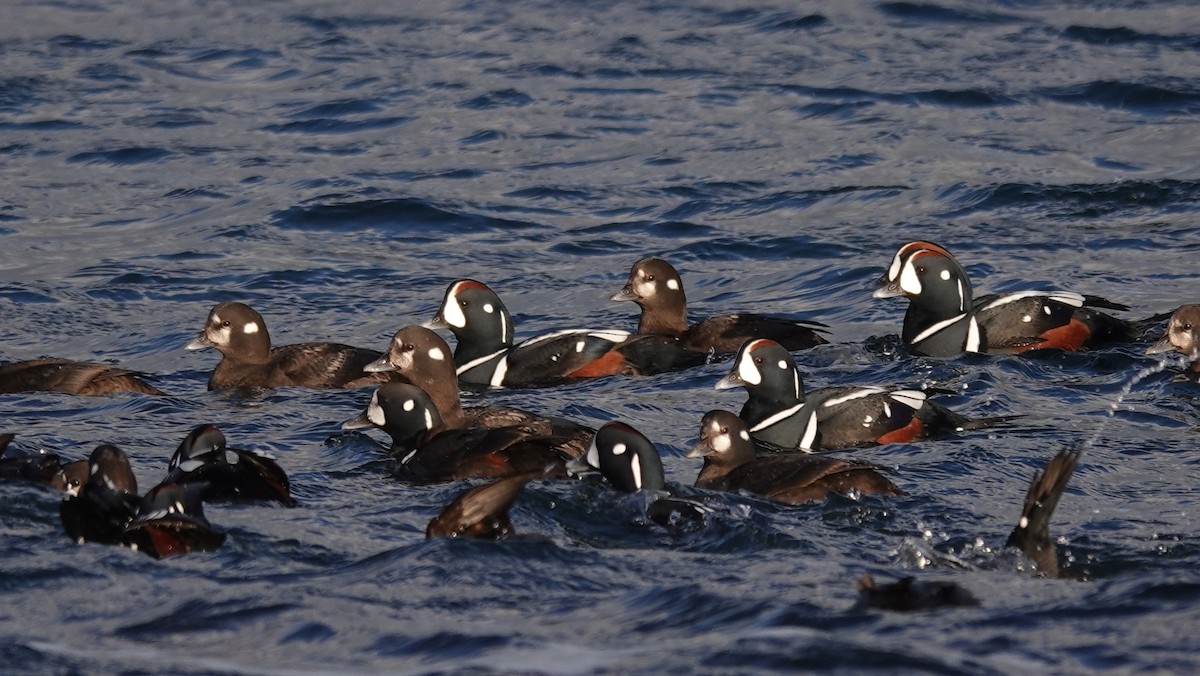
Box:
874, 241, 1134, 357
426, 472, 540, 539
342, 382, 572, 482
0, 358, 164, 396
186, 301, 401, 390
1147, 304, 1200, 379
570, 421, 708, 531
610, 257, 829, 354
0, 433, 86, 491
164, 424, 295, 506
60, 444, 225, 558
364, 325, 594, 458
426, 279, 636, 386
717, 339, 1008, 451
687, 410, 903, 504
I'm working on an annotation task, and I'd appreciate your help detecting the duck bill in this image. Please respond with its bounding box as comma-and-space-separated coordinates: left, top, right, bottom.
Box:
184, 332, 212, 351
871, 276, 905, 299
685, 441, 714, 459
363, 355, 397, 373
1145, 337, 1176, 355
341, 410, 376, 431
423, 314, 451, 330
714, 371, 744, 390
609, 284, 639, 302
565, 456, 597, 476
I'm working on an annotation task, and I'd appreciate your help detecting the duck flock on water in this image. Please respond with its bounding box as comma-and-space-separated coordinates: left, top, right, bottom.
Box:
2, 240, 1194, 610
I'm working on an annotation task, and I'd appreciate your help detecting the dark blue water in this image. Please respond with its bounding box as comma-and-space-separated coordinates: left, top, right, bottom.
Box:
3, 0, 1200, 672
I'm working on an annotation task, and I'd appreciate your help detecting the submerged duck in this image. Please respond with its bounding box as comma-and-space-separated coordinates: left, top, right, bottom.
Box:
687, 410, 904, 505
426, 472, 540, 539
164, 424, 295, 506
611, 257, 829, 354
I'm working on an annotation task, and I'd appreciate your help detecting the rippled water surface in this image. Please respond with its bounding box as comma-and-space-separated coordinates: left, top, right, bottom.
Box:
3, 0, 1200, 673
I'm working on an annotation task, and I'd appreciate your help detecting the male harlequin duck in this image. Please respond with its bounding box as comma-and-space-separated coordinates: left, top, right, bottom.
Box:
570, 421, 709, 531
1007, 446, 1080, 578
873, 241, 1134, 357
687, 411, 903, 505
426, 472, 540, 539
60, 444, 141, 546
164, 424, 295, 506
425, 279, 636, 386
186, 301, 401, 390
343, 383, 572, 482
717, 339, 1008, 451
610, 257, 829, 354
364, 325, 593, 457
1147, 304, 1200, 379
123, 482, 227, 559
0, 358, 164, 395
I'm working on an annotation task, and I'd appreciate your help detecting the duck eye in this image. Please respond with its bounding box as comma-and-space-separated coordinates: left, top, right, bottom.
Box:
720, 426, 728, 434
459, 300, 468, 307
404, 343, 414, 351
753, 356, 763, 364
221, 320, 230, 328
646, 275, 655, 281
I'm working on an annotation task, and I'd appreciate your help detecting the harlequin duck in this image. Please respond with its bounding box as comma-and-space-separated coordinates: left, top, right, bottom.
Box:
343, 383, 572, 482
0, 358, 164, 395
1, 433, 71, 488
364, 325, 593, 458
60, 444, 140, 545
425, 279, 635, 386
186, 301, 401, 390
570, 421, 708, 531
1007, 446, 1080, 578
610, 257, 829, 354
717, 339, 1008, 451
874, 241, 1134, 357
687, 410, 903, 504
426, 472, 539, 539
123, 482, 226, 559
1147, 304, 1200, 379
164, 424, 295, 506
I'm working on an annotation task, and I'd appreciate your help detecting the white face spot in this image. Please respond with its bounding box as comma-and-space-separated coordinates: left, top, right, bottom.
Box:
104, 477, 118, 491
777, 360, 787, 370
1022, 315, 1032, 323
172, 500, 184, 514
738, 429, 750, 441
612, 442, 627, 455
666, 279, 680, 291
366, 393, 386, 426
224, 450, 238, 465
737, 351, 762, 386
483, 303, 494, 314
428, 347, 446, 361
1043, 305, 1052, 315
939, 269, 951, 281
90, 464, 99, 475
575, 340, 586, 353
887, 251, 903, 281
1019, 516, 1029, 529
863, 415, 873, 423
882, 401, 892, 418
424, 409, 434, 430
242, 322, 259, 334
441, 292, 467, 328
709, 424, 732, 453
585, 440, 600, 469
899, 260, 922, 295
630, 457, 642, 489
402, 398, 416, 412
